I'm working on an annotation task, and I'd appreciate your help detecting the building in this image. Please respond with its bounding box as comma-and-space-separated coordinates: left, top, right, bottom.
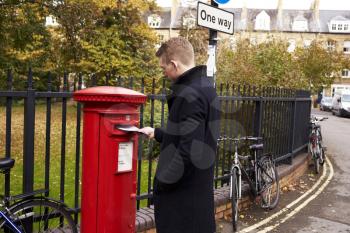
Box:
146, 0, 350, 96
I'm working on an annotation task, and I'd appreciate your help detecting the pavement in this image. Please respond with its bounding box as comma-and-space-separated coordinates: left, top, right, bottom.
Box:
215, 152, 314, 233
215, 109, 350, 233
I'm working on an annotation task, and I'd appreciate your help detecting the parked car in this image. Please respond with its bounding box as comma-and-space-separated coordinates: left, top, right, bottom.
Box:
319, 97, 332, 111
332, 91, 350, 117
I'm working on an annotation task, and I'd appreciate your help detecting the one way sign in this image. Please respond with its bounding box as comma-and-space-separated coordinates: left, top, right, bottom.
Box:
197, 2, 234, 34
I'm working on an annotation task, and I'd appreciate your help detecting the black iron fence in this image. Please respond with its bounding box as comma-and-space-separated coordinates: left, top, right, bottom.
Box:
0, 70, 311, 215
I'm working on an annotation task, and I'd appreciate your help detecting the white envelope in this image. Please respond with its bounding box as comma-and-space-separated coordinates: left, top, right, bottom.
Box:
116, 125, 140, 132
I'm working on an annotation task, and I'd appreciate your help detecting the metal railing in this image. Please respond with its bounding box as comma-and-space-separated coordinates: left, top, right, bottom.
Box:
0, 70, 311, 214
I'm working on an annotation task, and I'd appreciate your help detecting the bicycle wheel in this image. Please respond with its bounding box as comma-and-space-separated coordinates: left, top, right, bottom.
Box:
1, 198, 78, 233
319, 145, 325, 166
230, 169, 239, 232
259, 156, 280, 210
313, 149, 320, 174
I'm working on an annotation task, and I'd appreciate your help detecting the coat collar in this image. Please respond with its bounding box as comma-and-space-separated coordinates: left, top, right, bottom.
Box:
171, 65, 207, 89
167, 65, 207, 111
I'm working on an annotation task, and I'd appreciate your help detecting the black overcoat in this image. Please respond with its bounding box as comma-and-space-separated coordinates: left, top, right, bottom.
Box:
153, 65, 220, 233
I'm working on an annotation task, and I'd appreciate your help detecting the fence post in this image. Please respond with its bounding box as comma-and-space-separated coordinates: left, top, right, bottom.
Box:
23, 68, 36, 193
287, 94, 297, 165
5, 70, 13, 198
60, 72, 68, 203
253, 97, 263, 137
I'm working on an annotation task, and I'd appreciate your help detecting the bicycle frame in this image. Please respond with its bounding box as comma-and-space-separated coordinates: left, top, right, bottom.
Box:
0, 210, 22, 233
229, 141, 263, 200
230, 150, 242, 199
309, 126, 321, 157
239, 151, 264, 197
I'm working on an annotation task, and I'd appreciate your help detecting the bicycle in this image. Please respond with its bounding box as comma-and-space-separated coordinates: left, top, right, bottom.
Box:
0, 158, 78, 233
308, 116, 328, 174
218, 136, 280, 232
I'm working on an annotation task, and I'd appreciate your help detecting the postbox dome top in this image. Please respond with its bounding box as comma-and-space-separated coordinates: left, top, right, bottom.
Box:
73, 86, 147, 104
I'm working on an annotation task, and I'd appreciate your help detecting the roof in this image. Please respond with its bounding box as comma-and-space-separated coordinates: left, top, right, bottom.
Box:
319, 10, 350, 31
145, 7, 350, 33
331, 15, 350, 21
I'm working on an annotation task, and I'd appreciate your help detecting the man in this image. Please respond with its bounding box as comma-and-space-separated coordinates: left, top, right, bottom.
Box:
139, 37, 220, 233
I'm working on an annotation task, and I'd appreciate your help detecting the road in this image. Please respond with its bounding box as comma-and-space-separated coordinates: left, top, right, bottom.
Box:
217, 109, 350, 233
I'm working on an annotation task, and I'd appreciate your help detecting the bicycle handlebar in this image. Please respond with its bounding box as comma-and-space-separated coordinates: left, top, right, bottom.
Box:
217, 136, 263, 142
310, 115, 328, 123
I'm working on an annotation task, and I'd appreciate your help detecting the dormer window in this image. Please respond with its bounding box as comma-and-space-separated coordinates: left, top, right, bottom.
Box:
148, 14, 161, 28
254, 11, 270, 31
329, 16, 350, 33
292, 15, 308, 31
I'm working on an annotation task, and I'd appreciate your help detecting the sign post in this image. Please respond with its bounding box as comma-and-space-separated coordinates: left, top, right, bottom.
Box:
197, 1, 234, 82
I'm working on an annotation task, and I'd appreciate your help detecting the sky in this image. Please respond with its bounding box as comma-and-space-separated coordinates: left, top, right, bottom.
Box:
156, 0, 350, 10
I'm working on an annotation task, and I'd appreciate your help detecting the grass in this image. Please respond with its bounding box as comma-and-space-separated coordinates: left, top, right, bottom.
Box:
0, 102, 158, 209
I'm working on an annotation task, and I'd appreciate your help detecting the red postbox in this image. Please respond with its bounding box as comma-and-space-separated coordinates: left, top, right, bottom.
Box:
73, 86, 147, 233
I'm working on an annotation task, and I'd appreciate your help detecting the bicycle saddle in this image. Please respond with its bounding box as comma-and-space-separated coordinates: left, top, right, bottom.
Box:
249, 144, 264, 150
0, 158, 15, 172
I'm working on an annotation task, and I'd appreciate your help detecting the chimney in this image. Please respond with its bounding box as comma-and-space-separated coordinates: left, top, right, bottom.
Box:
241, 0, 248, 30
277, 0, 284, 31
312, 0, 321, 31
170, 0, 180, 37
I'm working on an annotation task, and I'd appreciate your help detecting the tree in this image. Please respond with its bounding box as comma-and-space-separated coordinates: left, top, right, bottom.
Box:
48, 0, 101, 71
217, 38, 301, 87
216, 37, 342, 92
295, 41, 343, 93
0, 1, 53, 90
0, 0, 161, 91
47, 0, 160, 79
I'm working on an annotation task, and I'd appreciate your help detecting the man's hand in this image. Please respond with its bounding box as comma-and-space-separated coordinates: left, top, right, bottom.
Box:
138, 127, 155, 139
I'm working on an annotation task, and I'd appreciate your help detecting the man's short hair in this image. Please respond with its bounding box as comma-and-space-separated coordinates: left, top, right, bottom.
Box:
156, 37, 195, 66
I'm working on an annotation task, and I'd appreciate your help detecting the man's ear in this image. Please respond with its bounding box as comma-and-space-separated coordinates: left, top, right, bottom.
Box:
170, 60, 179, 70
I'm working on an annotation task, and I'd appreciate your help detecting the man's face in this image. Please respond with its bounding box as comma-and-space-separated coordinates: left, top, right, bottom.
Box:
159, 56, 178, 81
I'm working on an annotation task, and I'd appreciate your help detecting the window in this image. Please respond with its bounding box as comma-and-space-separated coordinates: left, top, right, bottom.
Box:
326, 40, 336, 51
183, 17, 196, 29
329, 16, 350, 32
148, 14, 161, 28
45, 15, 59, 27
250, 37, 257, 45
254, 11, 271, 31
342, 69, 350, 78
304, 40, 312, 48
288, 39, 296, 53
229, 36, 236, 50
292, 16, 308, 31
157, 34, 164, 42
343, 41, 350, 53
